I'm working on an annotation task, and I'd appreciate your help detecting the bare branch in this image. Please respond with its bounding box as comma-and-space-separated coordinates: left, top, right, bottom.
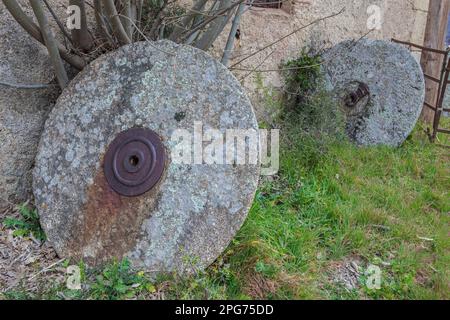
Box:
29, 0, 69, 88
103, 0, 132, 45
221, 1, 246, 66
185, 29, 200, 45
2, 0, 86, 69
194, 0, 235, 51
149, 0, 169, 40
181, 0, 244, 43
94, 0, 115, 44
117, 13, 175, 55
169, 0, 208, 42
136, 0, 143, 31
0, 80, 57, 89
238, 49, 276, 82
121, 0, 132, 39
42, 0, 73, 45
129, 0, 138, 39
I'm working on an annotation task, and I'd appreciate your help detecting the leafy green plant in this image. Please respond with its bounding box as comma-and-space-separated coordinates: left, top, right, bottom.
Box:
3, 203, 46, 241
279, 49, 346, 158
281, 49, 323, 109
90, 259, 154, 300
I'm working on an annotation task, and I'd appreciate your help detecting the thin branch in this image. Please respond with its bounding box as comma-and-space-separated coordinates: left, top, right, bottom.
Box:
221, 1, 246, 66
28, 258, 66, 281
232, 63, 323, 73
129, 0, 138, 39
29, 0, 69, 88
164, 5, 226, 23
2, 0, 85, 69
0, 80, 57, 89
185, 29, 200, 45
94, 0, 115, 45
149, 0, 169, 40
122, 0, 132, 39
169, 0, 208, 42
180, 0, 244, 43
194, 0, 234, 51
238, 48, 276, 81
117, 13, 175, 55
232, 31, 371, 74
136, 0, 143, 33
42, 0, 73, 45
103, 0, 132, 45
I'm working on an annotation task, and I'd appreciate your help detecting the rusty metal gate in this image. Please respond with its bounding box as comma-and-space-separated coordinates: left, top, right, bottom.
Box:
392, 39, 450, 147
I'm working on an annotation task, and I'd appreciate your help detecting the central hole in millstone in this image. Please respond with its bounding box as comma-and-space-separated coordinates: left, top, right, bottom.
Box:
343, 81, 370, 109
129, 155, 139, 167
104, 128, 166, 196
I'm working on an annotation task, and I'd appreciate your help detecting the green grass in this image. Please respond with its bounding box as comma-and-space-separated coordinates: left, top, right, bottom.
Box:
3, 120, 447, 300
209, 120, 448, 300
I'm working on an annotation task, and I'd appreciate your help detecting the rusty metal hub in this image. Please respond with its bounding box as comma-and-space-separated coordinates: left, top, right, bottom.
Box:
104, 128, 165, 197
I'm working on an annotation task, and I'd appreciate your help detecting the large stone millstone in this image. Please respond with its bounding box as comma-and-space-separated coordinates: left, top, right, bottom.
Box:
322, 39, 425, 146
33, 41, 260, 273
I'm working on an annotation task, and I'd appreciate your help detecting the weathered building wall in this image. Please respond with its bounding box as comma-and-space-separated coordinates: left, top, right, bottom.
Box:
208, 0, 430, 121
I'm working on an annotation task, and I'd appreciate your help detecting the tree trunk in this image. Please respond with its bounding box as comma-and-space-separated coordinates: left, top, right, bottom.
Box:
420, 0, 449, 123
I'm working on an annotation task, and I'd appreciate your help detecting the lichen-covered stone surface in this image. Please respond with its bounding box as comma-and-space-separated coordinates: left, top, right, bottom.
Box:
0, 3, 58, 207
322, 39, 425, 146
33, 41, 260, 273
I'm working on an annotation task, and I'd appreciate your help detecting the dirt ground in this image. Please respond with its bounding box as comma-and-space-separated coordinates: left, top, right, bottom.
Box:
0, 204, 63, 295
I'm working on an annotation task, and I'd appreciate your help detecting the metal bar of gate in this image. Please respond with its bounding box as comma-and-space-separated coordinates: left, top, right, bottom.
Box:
392, 39, 448, 54
424, 101, 437, 111
436, 49, 449, 108
424, 73, 442, 83
392, 38, 450, 145
433, 58, 450, 141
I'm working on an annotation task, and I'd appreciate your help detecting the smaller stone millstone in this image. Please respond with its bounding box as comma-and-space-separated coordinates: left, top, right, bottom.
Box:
0, 4, 58, 207
322, 39, 425, 146
33, 40, 260, 273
